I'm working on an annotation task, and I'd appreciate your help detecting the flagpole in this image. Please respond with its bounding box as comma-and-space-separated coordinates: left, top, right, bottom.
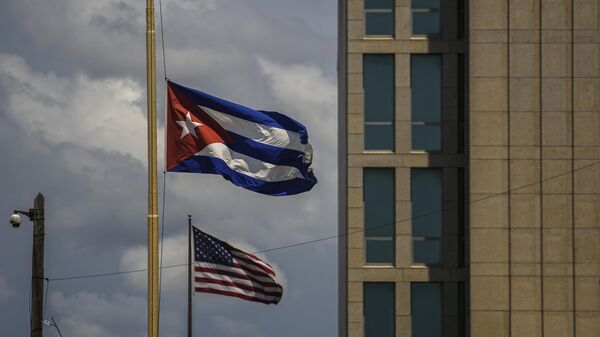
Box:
146, 0, 159, 337
187, 214, 193, 337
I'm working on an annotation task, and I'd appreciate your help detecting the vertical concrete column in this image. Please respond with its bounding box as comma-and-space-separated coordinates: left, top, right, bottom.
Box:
572, 0, 600, 336
469, 0, 510, 336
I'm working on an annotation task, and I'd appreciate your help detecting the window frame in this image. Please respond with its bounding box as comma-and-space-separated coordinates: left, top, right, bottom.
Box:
363, 54, 396, 152
410, 168, 443, 266
410, 0, 441, 38
411, 282, 443, 337
364, 282, 396, 337
410, 54, 443, 152
363, 168, 396, 265
364, 1, 395, 37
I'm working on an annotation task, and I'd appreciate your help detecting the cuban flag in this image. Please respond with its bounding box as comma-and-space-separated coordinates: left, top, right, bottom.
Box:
166, 81, 317, 196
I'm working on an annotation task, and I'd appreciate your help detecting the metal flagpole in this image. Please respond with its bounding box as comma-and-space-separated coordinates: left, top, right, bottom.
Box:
146, 0, 159, 336
188, 214, 193, 337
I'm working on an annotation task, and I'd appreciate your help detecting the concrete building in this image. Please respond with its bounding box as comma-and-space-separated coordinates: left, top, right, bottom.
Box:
338, 1, 600, 337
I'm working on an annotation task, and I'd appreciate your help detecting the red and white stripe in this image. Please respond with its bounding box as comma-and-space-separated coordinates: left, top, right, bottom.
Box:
193, 249, 283, 304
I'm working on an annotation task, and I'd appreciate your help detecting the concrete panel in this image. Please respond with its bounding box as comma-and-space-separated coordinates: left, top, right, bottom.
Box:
510, 194, 541, 228
471, 159, 509, 193
510, 160, 541, 194
543, 311, 574, 337
542, 78, 572, 112
574, 78, 600, 112
470, 112, 508, 146
511, 276, 542, 310
470, 0, 508, 30
543, 276, 574, 310
541, 0, 572, 30
574, 112, 600, 145
511, 229, 541, 262
510, 78, 540, 112
574, 194, 600, 228
471, 311, 509, 337
509, 43, 540, 77
509, 0, 539, 29
470, 194, 509, 228
542, 194, 573, 228
470, 78, 508, 112
542, 228, 573, 262
510, 112, 540, 146
575, 312, 600, 337
471, 276, 509, 310
511, 311, 542, 337
575, 229, 600, 262
542, 43, 572, 77
574, 43, 599, 76
575, 276, 600, 311
471, 43, 508, 77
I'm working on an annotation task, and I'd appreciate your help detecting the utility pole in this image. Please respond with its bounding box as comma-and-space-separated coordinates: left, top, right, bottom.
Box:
12, 193, 45, 337
31, 193, 45, 337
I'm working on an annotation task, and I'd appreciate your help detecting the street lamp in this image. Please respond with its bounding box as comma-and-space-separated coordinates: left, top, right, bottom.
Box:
42, 317, 63, 337
11, 192, 45, 337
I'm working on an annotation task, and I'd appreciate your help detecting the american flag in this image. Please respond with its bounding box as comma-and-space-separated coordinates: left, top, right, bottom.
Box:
192, 226, 283, 304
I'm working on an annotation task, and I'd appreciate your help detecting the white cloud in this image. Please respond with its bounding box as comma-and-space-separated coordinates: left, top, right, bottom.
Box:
0, 53, 164, 165
211, 315, 262, 337
49, 291, 146, 337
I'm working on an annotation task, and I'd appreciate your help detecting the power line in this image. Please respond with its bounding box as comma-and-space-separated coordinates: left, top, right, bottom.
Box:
46, 159, 600, 282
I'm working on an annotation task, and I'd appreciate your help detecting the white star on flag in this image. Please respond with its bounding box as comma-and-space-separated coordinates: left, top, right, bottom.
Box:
176, 112, 203, 139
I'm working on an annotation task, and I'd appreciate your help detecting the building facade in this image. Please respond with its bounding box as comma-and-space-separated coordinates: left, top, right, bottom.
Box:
338, 1, 600, 337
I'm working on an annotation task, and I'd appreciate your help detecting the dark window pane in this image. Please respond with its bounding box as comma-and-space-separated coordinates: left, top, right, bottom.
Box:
412, 124, 441, 151
365, 124, 395, 150
365, 283, 395, 337
366, 12, 395, 35
364, 55, 394, 122
365, 0, 394, 9
412, 283, 442, 337
366, 239, 395, 263
412, 0, 440, 8
364, 169, 395, 236
411, 55, 441, 122
364, 54, 395, 150
411, 169, 442, 237
411, 55, 441, 151
413, 239, 441, 264
412, 12, 440, 36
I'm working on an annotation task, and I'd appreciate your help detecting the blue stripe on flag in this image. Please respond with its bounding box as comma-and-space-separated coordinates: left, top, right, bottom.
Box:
227, 133, 308, 172
169, 81, 309, 143
170, 155, 317, 196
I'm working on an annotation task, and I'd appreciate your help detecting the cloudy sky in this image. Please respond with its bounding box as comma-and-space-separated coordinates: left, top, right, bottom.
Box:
0, 1, 337, 336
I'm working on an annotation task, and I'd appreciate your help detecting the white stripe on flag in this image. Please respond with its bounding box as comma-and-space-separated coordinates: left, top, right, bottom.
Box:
195, 270, 282, 293
195, 143, 306, 182
200, 105, 309, 153
195, 262, 276, 284
194, 282, 281, 302
231, 250, 274, 274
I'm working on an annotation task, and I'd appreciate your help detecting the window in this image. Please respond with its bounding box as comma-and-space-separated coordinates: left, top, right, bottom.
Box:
411, 283, 442, 337
411, 0, 440, 37
412, 169, 442, 265
364, 168, 395, 264
364, 54, 395, 151
364, 283, 395, 337
411, 55, 441, 151
365, 0, 395, 36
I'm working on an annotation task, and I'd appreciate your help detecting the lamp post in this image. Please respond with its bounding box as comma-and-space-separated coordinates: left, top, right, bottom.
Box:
42, 317, 63, 337
12, 192, 45, 337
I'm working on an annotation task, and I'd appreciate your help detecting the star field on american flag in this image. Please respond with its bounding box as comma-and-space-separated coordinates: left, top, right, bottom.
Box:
194, 228, 234, 265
